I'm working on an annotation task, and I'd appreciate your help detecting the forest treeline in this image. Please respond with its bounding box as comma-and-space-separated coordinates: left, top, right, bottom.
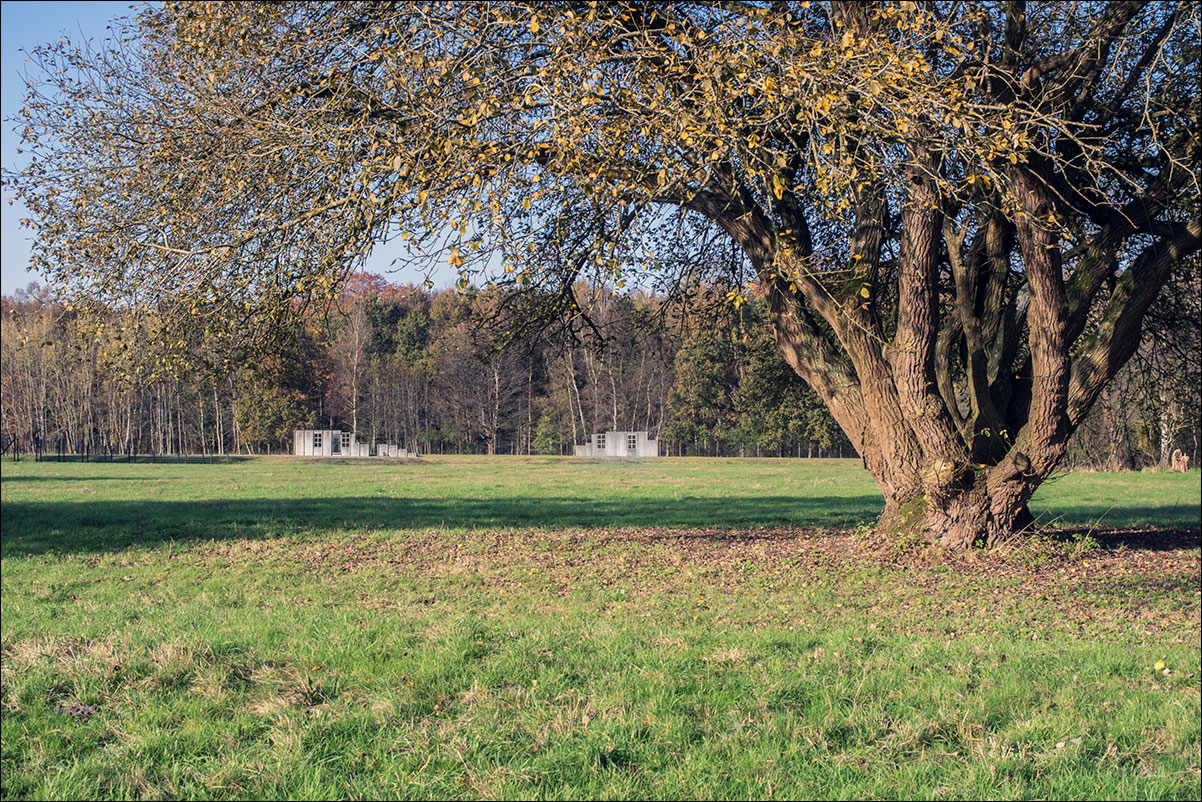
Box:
1, 273, 1198, 468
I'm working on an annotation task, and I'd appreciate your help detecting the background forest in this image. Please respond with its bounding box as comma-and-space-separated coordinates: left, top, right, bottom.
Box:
2, 271, 1198, 468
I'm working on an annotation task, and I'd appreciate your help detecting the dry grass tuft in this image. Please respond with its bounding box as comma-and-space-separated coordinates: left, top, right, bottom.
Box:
709, 647, 748, 664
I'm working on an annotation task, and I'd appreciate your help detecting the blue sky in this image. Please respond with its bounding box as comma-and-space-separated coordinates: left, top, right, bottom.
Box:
1, 1, 136, 293
0, 1, 453, 295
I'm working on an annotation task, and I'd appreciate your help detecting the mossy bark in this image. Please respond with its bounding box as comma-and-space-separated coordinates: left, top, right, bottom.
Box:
876, 471, 1036, 550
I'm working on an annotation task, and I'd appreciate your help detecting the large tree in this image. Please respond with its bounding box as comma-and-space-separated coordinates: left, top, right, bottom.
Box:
8, 1, 1199, 546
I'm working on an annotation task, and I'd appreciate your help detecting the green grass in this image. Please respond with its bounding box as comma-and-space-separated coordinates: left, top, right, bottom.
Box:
2, 457, 1200, 799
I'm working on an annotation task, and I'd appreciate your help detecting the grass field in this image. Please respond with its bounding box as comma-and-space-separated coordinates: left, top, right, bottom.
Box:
2, 456, 1200, 799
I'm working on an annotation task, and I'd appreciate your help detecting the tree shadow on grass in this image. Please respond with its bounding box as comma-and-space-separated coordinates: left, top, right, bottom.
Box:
1030, 503, 1202, 532
1, 494, 887, 557
4, 495, 1196, 559
1, 476, 164, 482
1040, 525, 1201, 552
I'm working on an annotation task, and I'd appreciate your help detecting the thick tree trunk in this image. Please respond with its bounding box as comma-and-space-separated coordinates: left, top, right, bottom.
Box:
765, 262, 1050, 551
696, 123, 1199, 554
875, 469, 1036, 550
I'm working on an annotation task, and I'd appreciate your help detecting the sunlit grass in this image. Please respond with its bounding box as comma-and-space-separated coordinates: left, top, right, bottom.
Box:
2, 457, 1199, 799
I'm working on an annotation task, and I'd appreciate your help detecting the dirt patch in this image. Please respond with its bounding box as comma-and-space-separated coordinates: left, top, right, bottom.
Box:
56, 701, 98, 722
194, 523, 1200, 605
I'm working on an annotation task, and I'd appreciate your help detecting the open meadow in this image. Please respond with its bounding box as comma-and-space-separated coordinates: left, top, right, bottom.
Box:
2, 456, 1200, 799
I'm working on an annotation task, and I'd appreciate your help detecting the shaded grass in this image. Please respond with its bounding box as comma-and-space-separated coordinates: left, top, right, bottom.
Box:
1, 457, 1199, 799
2, 456, 1199, 557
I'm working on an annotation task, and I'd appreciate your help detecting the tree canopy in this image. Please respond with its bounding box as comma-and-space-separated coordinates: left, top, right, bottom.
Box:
8, 1, 1200, 547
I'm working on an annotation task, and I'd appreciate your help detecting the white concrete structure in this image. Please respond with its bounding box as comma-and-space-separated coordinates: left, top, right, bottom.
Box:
292, 430, 415, 458
574, 430, 659, 458
376, 443, 414, 458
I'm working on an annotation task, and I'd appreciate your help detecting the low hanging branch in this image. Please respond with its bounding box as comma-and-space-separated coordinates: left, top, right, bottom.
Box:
7, 0, 1200, 548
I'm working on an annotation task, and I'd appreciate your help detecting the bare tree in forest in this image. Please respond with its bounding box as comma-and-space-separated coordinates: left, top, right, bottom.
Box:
329, 301, 371, 434
8, 1, 1199, 546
